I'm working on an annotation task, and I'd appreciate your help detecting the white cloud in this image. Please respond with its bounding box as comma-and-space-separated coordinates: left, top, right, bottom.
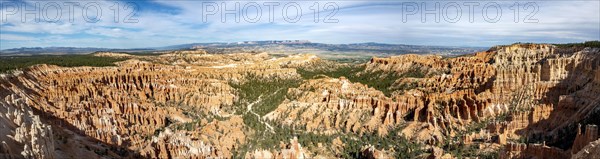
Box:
0, 34, 35, 40
0, 0, 598, 49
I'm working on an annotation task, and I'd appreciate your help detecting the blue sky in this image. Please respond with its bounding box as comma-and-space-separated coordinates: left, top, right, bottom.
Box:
1, 0, 599, 49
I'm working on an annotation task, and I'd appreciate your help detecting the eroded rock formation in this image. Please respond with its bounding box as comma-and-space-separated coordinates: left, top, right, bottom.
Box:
246, 137, 309, 159
264, 44, 600, 157
0, 52, 317, 158
1, 43, 599, 158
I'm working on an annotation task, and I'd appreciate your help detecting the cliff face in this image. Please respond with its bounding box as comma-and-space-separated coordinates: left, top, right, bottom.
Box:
264, 77, 395, 135
0, 52, 316, 158
572, 125, 599, 155
572, 138, 600, 159
0, 44, 599, 158
264, 44, 600, 157
0, 88, 55, 159
265, 49, 498, 143
368, 44, 600, 156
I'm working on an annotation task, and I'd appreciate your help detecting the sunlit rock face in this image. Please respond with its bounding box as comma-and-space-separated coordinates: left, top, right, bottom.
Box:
0, 52, 315, 158
1, 44, 599, 158
262, 43, 600, 158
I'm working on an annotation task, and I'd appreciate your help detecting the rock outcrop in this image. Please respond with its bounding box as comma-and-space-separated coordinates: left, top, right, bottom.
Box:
0, 92, 55, 159
572, 138, 600, 159
0, 52, 317, 158
264, 77, 399, 135
264, 44, 600, 157
360, 145, 392, 159
1, 43, 599, 158
571, 124, 599, 154
500, 142, 569, 159
246, 137, 309, 159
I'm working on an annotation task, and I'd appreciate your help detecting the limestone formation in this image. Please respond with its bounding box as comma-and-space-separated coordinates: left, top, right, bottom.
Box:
572, 124, 599, 154
0, 94, 55, 159
0, 52, 316, 158
264, 44, 600, 157
0, 43, 599, 158
246, 137, 309, 159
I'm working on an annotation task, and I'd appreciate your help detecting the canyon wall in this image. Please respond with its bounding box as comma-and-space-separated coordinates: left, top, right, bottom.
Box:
0, 52, 316, 158
265, 44, 600, 157
1, 44, 599, 158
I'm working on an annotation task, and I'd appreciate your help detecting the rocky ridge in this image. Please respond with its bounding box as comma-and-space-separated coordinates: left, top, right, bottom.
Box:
0, 44, 599, 158
264, 44, 600, 158
0, 52, 316, 158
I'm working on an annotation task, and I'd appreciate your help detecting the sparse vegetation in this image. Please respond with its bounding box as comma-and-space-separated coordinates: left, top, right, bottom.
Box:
507, 85, 535, 113
0, 55, 127, 73
446, 142, 498, 159
230, 73, 305, 156
233, 121, 332, 157
297, 64, 424, 96
230, 74, 302, 116
331, 58, 371, 64
554, 41, 600, 48
171, 121, 198, 131
234, 121, 424, 159
296, 64, 363, 79
443, 124, 501, 159
230, 70, 425, 157
124, 52, 165, 56
340, 126, 424, 159
441, 85, 536, 158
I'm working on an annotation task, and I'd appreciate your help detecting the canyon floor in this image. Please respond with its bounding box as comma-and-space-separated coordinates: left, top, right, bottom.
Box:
1, 43, 600, 159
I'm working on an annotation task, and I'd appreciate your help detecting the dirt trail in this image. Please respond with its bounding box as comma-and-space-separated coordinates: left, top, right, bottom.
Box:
245, 88, 285, 132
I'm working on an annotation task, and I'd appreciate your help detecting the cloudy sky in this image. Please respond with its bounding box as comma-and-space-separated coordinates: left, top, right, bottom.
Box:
0, 0, 599, 49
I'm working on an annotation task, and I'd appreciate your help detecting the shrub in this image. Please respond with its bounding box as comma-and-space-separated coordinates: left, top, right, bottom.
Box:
297, 64, 424, 96
0, 55, 126, 73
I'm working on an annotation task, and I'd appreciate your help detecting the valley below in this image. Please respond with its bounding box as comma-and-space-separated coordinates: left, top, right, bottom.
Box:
1, 43, 600, 159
